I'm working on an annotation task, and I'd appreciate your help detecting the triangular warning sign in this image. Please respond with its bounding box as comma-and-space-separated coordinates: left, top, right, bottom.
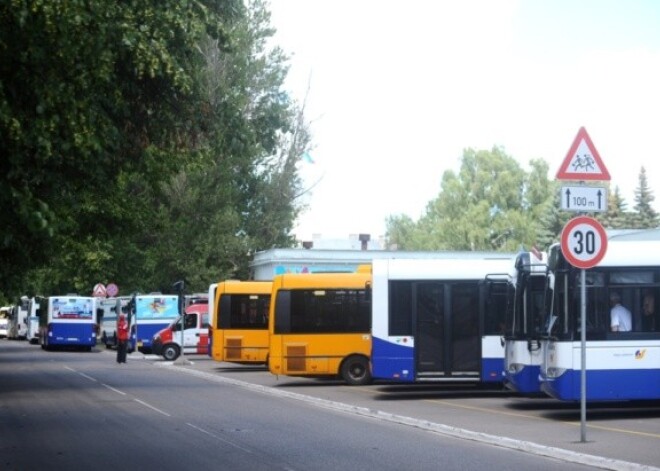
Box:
556, 127, 611, 181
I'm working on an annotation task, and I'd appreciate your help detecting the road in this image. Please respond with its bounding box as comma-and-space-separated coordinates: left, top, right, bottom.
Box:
0, 340, 658, 470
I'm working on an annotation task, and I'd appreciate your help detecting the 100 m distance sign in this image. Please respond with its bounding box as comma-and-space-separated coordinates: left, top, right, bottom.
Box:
560, 216, 608, 269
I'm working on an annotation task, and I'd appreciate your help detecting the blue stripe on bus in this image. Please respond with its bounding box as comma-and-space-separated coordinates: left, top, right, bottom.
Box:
541, 368, 660, 401
132, 322, 171, 349
48, 323, 96, 347
504, 365, 541, 393
371, 337, 415, 382
481, 357, 505, 383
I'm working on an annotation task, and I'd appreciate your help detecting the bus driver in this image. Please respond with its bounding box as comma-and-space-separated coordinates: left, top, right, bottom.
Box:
610, 292, 632, 332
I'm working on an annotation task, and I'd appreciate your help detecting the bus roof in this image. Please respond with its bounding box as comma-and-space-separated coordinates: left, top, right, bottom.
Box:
553, 239, 660, 268
272, 271, 371, 289
372, 257, 516, 280
216, 280, 272, 295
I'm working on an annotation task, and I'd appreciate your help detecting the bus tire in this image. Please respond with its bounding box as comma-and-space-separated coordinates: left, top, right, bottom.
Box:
162, 344, 180, 361
340, 355, 372, 386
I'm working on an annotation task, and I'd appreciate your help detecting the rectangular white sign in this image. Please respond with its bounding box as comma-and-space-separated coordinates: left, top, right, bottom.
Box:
560, 186, 608, 212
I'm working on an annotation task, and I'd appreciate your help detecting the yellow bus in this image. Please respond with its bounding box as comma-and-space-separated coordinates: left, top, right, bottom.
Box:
209, 280, 272, 364
268, 270, 372, 385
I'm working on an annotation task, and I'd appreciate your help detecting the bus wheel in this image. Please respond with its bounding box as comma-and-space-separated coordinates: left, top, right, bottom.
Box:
340, 355, 372, 386
162, 344, 180, 361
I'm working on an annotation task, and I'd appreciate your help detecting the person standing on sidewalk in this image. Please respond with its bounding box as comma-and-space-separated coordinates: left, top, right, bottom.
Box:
116, 313, 129, 363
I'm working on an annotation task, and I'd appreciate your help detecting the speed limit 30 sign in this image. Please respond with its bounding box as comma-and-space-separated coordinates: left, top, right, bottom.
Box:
560, 216, 608, 269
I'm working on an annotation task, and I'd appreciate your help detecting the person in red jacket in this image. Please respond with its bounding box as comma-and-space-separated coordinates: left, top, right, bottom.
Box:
116, 313, 129, 364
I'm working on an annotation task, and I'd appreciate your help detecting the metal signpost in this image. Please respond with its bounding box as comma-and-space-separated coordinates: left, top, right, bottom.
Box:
555, 127, 610, 443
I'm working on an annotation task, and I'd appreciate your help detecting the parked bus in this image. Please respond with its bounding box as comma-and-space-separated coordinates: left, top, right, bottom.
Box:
0, 306, 11, 337
99, 296, 130, 348
152, 302, 209, 361
268, 270, 372, 385
370, 257, 514, 384
503, 251, 549, 394
26, 297, 42, 344
207, 282, 217, 358
540, 240, 660, 401
209, 281, 272, 364
126, 293, 179, 353
40, 295, 97, 351
7, 296, 29, 340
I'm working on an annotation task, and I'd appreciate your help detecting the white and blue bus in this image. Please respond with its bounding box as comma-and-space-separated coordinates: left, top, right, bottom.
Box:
7, 296, 30, 340
26, 296, 42, 344
540, 239, 660, 401
502, 251, 549, 394
40, 295, 97, 351
371, 256, 515, 384
98, 296, 131, 348
126, 294, 179, 353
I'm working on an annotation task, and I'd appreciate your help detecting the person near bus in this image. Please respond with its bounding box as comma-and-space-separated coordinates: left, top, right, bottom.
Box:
642, 292, 657, 331
609, 291, 632, 332
116, 313, 129, 363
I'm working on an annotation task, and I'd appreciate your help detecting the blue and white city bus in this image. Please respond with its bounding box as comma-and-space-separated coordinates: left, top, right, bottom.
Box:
370, 256, 515, 384
540, 239, 660, 401
502, 251, 549, 394
40, 295, 97, 351
26, 296, 43, 344
126, 294, 179, 353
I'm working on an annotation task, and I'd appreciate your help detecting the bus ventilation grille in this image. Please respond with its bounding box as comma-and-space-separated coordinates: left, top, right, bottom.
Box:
225, 338, 242, 360
286, 345, 306, 372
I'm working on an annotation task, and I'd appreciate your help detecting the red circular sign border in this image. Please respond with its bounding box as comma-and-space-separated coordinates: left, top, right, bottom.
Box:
106, 283, 119, 297
560, 216, 608, 269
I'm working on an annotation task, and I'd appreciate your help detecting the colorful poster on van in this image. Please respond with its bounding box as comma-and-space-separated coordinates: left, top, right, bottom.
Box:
51, 297, 94, 319
136, 296, 179, 320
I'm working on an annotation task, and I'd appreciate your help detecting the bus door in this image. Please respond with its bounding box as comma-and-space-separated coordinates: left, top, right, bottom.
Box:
416, 282, 444, 373
416, 281, 481, 379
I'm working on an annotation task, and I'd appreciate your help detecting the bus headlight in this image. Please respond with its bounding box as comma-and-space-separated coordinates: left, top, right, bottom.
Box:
545, 367, 566, 379
507, 363, 524, 374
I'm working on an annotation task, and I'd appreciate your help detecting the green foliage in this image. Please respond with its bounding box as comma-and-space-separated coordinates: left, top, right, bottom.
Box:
598, 186, 630, 229
1, 0, 311, 300
387, 153, 660, 254
388, 147, 554, 252
632, 167, 659, 228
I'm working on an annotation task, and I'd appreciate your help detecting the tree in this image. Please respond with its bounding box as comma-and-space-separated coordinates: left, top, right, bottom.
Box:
631, 166, 659, 228
0, 1, 243, 299
534, 181, 570, 250
598, 186, 630, 229
386, 147, 554, 252
139, 0, 310, 290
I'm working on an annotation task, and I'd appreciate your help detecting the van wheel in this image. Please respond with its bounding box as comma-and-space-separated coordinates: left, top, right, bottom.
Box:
162, 344, 180, 361
340, 355, 372, 386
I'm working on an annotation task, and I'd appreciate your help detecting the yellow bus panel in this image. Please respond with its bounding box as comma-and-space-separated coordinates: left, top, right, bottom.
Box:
210, 280, 272, 364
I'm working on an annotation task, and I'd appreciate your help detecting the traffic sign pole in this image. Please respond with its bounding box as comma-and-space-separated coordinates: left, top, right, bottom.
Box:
580, 269, 587, 443
556, 127, 610, 444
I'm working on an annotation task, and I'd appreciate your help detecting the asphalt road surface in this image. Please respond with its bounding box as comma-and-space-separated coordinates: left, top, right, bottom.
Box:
0, 340, 658, 470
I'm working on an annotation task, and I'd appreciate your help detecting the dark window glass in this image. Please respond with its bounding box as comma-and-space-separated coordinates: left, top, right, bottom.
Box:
389, 281, 413, 336
275, 288, 371, 334
218, 294, 270, 329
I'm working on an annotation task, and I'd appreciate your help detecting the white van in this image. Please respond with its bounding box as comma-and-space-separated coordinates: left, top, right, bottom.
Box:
151, 302, 209, 361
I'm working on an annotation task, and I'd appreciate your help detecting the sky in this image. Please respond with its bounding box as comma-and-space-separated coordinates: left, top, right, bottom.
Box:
268, 0, 660, 242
